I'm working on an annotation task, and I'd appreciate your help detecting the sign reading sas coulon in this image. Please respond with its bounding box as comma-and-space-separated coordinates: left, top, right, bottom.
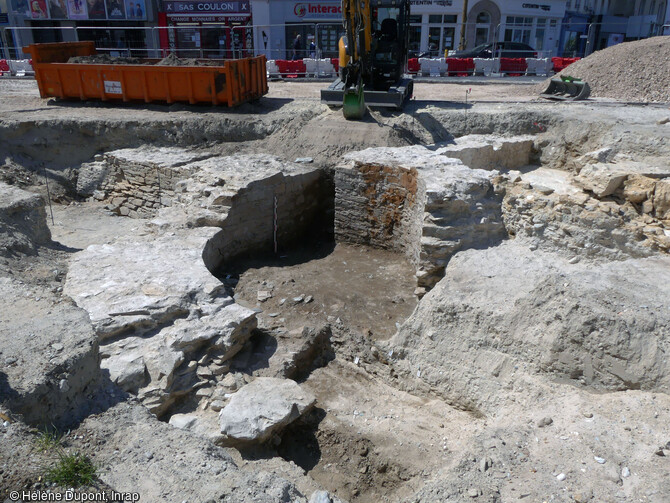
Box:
163, 0, 250, 14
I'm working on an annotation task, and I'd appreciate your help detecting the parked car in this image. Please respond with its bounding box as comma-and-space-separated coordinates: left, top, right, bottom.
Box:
450, 42, 537, 59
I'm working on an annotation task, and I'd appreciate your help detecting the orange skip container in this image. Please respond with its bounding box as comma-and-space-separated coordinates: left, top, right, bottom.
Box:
24, 41, 268, 107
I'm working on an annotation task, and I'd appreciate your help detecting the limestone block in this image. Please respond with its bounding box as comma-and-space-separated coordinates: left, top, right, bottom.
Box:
64, 227, 227, 339
77, 160, 110, 197
219, 377, 316, 445
654, 179, 670, 220
103, 351, 148, 391
0, 182, 51, 256
575, 163, 628, 198
623, 175, 656, 204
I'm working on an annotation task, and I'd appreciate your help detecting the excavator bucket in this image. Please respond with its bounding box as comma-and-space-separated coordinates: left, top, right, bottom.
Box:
342, 83, 366, 120
540, 76, 591, 101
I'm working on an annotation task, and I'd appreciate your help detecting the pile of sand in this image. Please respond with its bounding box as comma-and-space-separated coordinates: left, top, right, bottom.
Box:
539, 36, 670, 103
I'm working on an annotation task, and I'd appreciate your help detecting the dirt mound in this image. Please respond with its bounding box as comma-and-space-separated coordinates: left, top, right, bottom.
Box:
156, 53, 219, 66
68, 54, 144, 65
539, 36, 670, 103
67, 53, 221, 67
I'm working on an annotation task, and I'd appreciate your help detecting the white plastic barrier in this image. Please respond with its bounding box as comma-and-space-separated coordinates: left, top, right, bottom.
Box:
8, 60, 34, 76
266, 60, 280, 77
419, 57, 447, 77
525, 58, 553, 76
303, 58, 335, 77
473, 58, 500, 76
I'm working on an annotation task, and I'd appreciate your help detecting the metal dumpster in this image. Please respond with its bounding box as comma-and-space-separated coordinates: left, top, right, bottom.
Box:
24, 42, 268, 107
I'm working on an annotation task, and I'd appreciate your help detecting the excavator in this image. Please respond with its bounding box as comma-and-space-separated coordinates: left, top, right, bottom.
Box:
320, 0, 413, 120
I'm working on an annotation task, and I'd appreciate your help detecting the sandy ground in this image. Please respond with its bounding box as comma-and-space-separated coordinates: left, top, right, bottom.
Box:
0, 77, 540, 117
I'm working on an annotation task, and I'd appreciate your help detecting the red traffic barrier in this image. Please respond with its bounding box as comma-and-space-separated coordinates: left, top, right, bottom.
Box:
0, 59, 9, 75
330, 57, 339, 73
286, 60, 306, 77
275, 60, 307, 77
500, 58, 527, 76
407, 58, 421, 74
551, 57, 580, 72
275, 59, 290, 76
445, 58, 474, 76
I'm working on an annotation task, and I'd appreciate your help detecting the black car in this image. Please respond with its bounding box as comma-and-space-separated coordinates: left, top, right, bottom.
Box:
450, 42, 537, 59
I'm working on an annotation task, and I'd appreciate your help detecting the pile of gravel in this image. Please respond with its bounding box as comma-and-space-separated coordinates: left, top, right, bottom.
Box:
539, 36, 670, 103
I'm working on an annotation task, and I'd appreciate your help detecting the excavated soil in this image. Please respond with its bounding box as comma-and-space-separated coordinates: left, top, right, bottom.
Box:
226, 243, 418, 341
537, 36, 670, 103
2, 76, 670, 503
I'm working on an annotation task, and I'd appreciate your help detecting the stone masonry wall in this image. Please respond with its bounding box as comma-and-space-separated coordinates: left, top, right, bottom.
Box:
99, 157, 193, 218
335, 146, 507, 293
77, 148, 207, 218
335, 163, 425, 265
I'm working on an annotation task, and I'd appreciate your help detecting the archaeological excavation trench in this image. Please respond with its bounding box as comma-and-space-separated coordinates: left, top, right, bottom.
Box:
2, 102, 670, 502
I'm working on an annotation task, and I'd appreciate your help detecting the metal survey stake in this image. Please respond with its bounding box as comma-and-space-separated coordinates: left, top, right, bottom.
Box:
273, 195, 278, 254
43, 164, 54, 226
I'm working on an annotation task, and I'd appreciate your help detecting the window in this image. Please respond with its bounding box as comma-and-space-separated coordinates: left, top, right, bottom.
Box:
428, 26, 441, 55
409, 15, 422, 24
428, 15, 442, 24
505, 17, 533, 44
442, 26, 455, 51
535, 18, 547, 50
477, 12, 491, 24
408, 25, 421, 53
444, 15, 457, 23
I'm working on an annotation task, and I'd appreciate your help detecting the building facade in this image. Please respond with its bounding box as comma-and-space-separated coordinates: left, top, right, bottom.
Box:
249, 0, 567, 60
1, 0, 667, 61
560, 0, 668, 56
5, 0, 160, 57
157, 0, 253, 59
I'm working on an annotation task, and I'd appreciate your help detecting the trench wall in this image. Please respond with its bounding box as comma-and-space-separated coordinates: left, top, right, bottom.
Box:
335, 164, 425, 266
203, 171, 333, 271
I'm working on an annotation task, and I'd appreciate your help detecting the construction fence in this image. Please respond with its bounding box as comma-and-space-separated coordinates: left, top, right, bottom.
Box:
2, 18, 668, 62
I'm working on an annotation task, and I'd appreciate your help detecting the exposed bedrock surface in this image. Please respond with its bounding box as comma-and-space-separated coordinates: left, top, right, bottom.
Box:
390, 241, 670, 414
3, 99, 670, 502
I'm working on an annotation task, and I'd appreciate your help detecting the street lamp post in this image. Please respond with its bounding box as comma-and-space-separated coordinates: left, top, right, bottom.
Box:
459, 0, 469, 50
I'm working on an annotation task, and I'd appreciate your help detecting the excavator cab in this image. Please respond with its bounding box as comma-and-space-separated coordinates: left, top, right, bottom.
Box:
373, 14, 403, 89
321, 0, 413, 120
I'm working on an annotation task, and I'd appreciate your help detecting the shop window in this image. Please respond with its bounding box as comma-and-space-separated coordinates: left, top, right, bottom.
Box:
428, 26, 440, 56
428, 14, 442, 24
316, 24, 341, 58
408, 24, 421, 54
409, 15, 422, 24
444, 15, 457, 23
443, 26, 455, 51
